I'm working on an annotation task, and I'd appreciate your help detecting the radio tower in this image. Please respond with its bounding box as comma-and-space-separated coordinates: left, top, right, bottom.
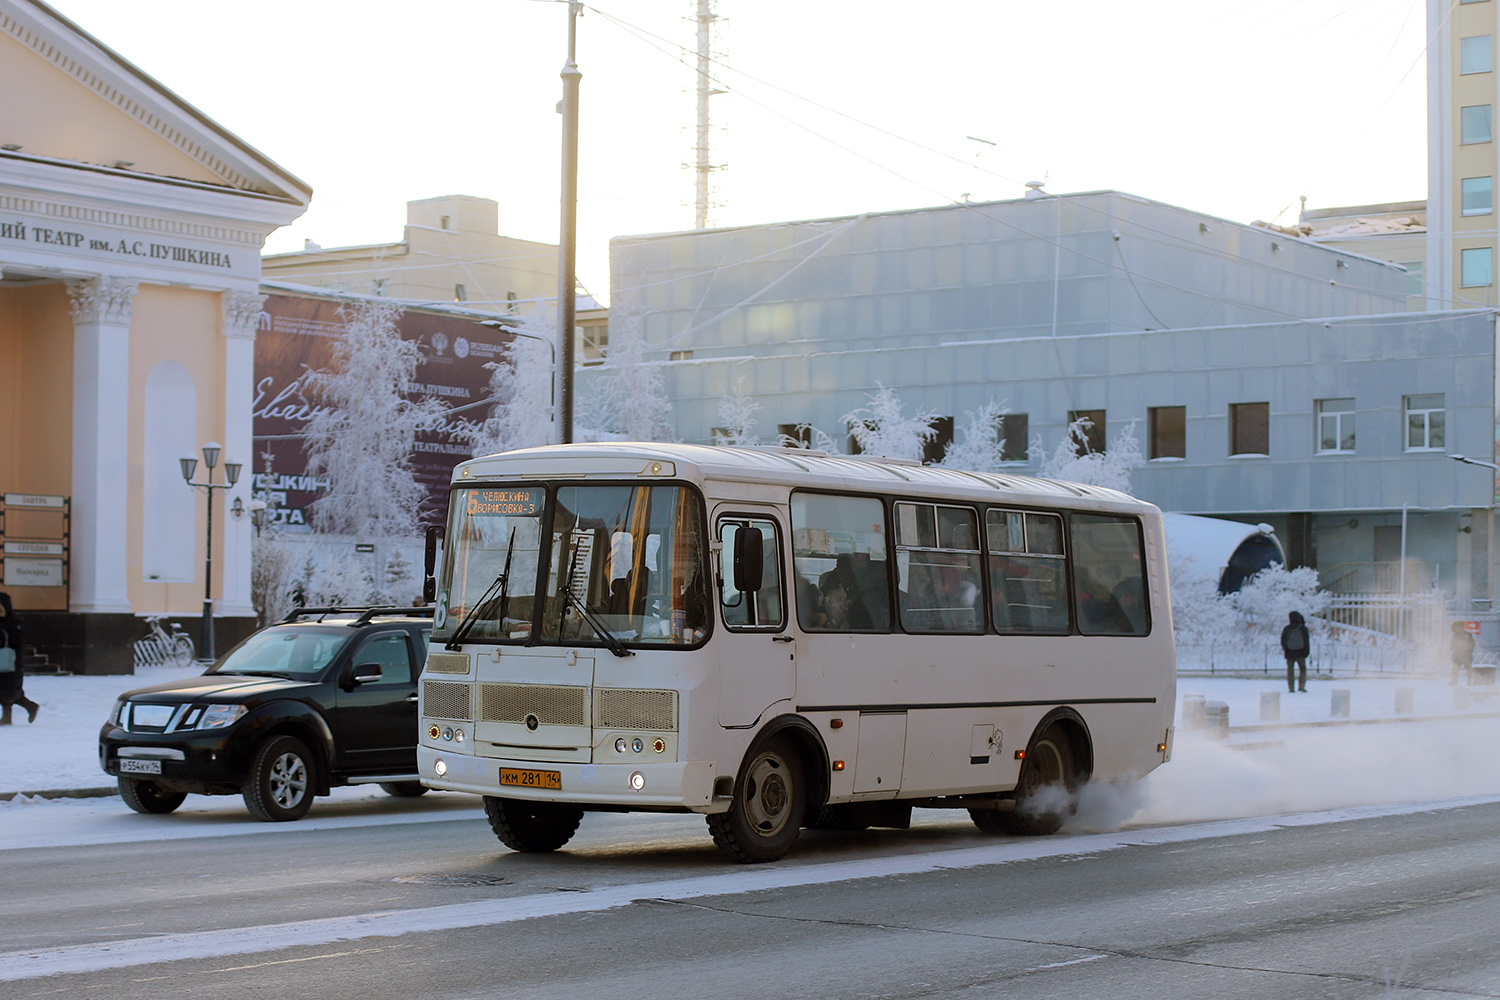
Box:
692, 0, 723, 229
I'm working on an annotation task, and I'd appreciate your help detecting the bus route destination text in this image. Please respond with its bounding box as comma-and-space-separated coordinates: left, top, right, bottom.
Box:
467, 488, 542, 516
0, 221, 232, 269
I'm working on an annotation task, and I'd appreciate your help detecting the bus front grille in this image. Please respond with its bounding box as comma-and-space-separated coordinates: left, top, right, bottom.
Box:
424, 652, 471, 675
594, 688, 677, 731
479, 684, 588, 727
423, 682, 473, 721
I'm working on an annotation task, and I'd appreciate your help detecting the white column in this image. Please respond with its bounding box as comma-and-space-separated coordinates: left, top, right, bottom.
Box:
67, 276, 138, 614
218, 290, 266, 618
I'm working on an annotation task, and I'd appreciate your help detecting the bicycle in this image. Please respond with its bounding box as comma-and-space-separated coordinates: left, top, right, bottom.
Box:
133, 615, 196, 669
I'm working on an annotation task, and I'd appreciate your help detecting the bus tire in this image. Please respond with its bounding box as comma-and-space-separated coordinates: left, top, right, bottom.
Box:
707, 734, 805, 863
483, 795, 583, 853
972, 729, 1076, 837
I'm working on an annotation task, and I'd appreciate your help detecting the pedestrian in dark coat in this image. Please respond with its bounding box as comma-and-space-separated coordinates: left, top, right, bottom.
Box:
0, 592, 39, 724
1281, 610, 1310, 694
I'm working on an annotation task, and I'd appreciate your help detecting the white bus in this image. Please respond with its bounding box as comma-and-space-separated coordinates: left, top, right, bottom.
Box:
418, 443, 1175, 862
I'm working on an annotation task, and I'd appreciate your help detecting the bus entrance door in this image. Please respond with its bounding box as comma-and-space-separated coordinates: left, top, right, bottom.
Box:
714, 510, 794, 728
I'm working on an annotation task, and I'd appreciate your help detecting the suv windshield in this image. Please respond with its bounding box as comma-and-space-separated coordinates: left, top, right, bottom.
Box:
210, 626, 353, 679
435, 483, 710, 648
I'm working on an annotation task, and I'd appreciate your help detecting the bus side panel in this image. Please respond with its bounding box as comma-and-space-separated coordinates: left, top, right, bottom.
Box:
900, 707, 1024, 796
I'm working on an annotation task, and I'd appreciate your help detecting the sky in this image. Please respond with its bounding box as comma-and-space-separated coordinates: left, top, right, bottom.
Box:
45, 0, 1431, 304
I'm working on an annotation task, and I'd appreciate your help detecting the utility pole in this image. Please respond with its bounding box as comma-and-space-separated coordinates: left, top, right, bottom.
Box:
693, 0, 722, 229
556, 0, 582, 443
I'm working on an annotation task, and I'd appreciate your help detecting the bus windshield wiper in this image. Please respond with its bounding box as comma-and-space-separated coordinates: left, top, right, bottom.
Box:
556, 543, 632, 658
445, 528, 515, 650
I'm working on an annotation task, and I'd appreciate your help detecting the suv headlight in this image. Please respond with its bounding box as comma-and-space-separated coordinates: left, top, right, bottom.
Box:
198, 704, 248, 730
108, 699, 124, 726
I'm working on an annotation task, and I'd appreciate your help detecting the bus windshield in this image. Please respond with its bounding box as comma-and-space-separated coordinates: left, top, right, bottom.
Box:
435, 483, 710, 648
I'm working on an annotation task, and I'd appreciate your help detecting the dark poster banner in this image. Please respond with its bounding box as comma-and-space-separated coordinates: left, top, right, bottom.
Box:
252, 293, 513, 530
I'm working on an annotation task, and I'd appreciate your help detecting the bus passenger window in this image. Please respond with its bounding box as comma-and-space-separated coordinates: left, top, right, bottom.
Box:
986, 509, 1069, 634
895, 503, 983, 633
717, 518, 784, 629
791, 493, 890, 632
1070, 514, 1149, 636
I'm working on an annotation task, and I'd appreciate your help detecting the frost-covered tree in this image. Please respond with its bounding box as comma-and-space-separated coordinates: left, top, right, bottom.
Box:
580, 308, 673, 442
776, 422, 841, 452
1231, 564, 1329, 634
453, 323, 554, 457
714, 379, 761, 446
301, 300, 446, 537
1036, 416, 1144, 492
938, 400, 1012, 472
841, 384, 938, 462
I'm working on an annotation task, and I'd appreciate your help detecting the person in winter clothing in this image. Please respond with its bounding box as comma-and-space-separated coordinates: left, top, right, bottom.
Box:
1451, 621, 1477, 686
0, 592, 39, 724
1281, 610, 1310, 693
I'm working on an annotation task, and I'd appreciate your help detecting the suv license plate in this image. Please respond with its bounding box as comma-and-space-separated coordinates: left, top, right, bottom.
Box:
119, 759, 162, 775
499, 767, 561, 790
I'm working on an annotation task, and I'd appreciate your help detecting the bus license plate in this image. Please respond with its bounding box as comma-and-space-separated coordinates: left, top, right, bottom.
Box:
119, 759, 162, 775
499, 767, 561, 790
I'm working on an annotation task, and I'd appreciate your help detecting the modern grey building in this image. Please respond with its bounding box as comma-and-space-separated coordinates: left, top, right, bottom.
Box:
600, 190, 1499, 603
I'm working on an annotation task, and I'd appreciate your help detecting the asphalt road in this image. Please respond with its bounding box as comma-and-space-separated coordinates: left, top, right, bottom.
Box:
3, 792, 1498, 999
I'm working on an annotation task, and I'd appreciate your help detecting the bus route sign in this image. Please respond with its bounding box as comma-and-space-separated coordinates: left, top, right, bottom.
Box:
466, 487, 543, 517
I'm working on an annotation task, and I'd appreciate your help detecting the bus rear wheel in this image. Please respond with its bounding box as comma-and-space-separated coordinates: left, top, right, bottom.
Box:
483, 796, 583, 853
707, 734, 805, 863
971, 729, 1076, 837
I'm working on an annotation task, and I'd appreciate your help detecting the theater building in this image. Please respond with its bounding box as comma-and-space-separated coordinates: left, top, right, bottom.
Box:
0, 0, 309, 671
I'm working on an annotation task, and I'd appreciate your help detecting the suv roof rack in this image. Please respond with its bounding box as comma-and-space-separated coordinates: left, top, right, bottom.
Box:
281, 605, 436, 626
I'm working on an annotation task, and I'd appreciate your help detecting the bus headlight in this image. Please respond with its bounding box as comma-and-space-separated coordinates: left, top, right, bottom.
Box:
434, 759, 448, 777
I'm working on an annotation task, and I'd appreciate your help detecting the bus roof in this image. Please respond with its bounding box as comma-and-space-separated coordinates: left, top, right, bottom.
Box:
453, 443, 1157, 514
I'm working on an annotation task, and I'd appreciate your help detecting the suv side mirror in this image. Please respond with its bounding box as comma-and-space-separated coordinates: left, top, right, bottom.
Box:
349, 662, 383, 686
422, 526, 441, 604
732, 526, 764, 594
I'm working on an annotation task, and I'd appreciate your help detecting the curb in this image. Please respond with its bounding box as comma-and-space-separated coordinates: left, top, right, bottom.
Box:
0, 787, 117, 803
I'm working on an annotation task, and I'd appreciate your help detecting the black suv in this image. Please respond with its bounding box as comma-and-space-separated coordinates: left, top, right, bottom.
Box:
99, 607, 433, 821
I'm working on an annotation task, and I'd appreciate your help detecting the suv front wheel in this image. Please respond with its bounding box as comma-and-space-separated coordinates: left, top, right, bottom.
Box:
243, 735, 315, 822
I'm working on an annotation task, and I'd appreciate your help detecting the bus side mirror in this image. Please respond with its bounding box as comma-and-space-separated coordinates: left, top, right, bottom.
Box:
423, 525, 441, 603
732, 527, 764, 594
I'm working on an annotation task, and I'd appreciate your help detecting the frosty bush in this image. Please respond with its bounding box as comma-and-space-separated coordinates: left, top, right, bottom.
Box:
1036, 417, 1143, 492
714, 380, 761, 446
938, 400, 1012, 472
453, 323, 554, 457
581, 307, 673, 442
841, 384, 938, 462
301, 300, 446, 537
775, 422, 840, 452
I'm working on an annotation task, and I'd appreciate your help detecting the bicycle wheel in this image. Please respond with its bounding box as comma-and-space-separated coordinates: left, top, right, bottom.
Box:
170, 634, 196, 666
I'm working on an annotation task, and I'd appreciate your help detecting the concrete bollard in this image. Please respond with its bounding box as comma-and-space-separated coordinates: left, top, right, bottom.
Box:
1182, 694, 1206, 731
1330, 688, 1351, 718
1395, 686, 1414, 715
1260, 691, 1280, 722
1204, 700, 1229, 739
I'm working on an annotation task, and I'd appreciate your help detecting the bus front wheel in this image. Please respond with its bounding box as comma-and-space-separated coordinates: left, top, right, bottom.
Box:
483, 796, 583, 853
707, 734, 806, 863
971, 729, 1076, 837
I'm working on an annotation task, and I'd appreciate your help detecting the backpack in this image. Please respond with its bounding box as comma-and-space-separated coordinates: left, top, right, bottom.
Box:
1285, 627, 1306, 654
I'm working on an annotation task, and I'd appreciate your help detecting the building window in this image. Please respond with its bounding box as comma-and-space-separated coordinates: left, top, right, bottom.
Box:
372, 278, 388, 296
1316, 398, 1356, 453
1462, 105, 1493, 144
1400, 261, 1424, 297
1463, 177, 1494, 216
1230, 402, 1269, 456
506, 290, 518, 314
668, 350, 693, 361
924, 416, 955, 465
999, 413, 1029, 462
1405, 394, 1446, 451
1462, 35, 1493, 74
1067, 409, 1106, 456
1461, 247, 1493, 287
454, 283, 467, 302
1148, 406, 1186, 460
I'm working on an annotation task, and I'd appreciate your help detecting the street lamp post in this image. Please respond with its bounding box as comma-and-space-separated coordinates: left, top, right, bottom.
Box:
180, 442, 241, 663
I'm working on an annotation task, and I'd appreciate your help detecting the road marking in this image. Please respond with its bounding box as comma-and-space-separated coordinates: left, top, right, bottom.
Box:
3, 793, 1499, 982
1034, 954, 1109, 970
